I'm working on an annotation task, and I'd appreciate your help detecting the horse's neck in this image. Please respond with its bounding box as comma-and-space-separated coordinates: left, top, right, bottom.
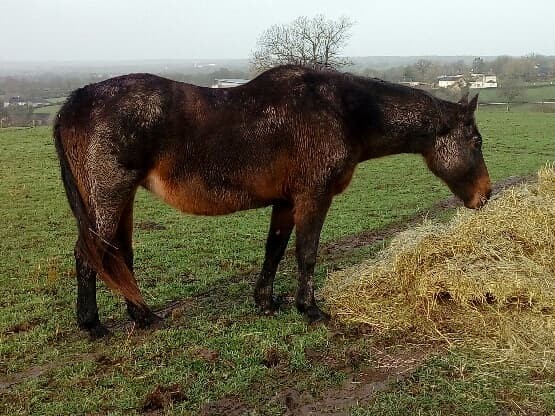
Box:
357, 134, 423, 162
351, 82, 448, 163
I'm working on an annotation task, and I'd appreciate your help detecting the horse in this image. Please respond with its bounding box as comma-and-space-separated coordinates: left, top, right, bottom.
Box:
54, 65, 491, 338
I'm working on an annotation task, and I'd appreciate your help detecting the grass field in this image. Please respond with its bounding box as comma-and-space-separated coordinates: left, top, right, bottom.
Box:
473, 84, 555, 103
32, 104, 63, 126
46, 97, 68, 104
32, 98, 66, 122
34, 104, 62, 116
1, 108, 554, 415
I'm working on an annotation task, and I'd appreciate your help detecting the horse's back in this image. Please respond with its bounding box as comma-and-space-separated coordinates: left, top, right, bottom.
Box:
55, 68, 354, 215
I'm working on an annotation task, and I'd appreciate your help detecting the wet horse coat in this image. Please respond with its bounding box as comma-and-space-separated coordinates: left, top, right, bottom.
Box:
54, 65, 491, 337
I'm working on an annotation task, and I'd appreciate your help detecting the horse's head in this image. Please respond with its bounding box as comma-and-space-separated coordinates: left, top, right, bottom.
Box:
424, 93, 492, 209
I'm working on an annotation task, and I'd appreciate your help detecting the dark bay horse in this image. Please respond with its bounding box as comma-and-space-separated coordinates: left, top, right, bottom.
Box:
54, 65, 491, 338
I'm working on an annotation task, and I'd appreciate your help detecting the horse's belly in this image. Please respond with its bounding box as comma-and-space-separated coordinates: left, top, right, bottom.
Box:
143, 172, 268, 215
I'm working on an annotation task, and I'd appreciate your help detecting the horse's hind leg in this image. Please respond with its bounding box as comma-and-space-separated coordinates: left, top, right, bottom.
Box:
254, 202, 294, 315
116, 197, 163, 328
86, 164, 158, 330
75, 242, 109, 338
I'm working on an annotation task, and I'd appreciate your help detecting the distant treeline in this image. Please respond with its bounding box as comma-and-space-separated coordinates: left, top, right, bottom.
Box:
357, 54, 555, 85
0, 67, 248, 103
2, 55, 553, 103
2, 55, 555, 127
0, 67, 249, 126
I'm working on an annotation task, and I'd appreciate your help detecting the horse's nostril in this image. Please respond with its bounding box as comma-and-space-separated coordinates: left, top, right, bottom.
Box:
486, 188, 492, 200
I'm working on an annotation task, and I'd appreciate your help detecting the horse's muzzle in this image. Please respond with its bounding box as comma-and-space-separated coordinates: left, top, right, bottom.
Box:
464, 184, 492, 209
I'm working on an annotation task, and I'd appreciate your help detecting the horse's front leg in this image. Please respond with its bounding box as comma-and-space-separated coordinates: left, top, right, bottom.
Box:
254, 202, 294, 315
293, 195, 332, 324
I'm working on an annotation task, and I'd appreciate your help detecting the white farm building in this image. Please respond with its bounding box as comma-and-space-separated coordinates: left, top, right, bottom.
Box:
469, 74, 498, 89
438, 75, 465, 88
438, 73, 498, 89
211, 79, 250, 88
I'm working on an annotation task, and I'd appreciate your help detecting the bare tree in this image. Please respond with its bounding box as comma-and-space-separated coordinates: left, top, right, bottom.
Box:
499, 78, 525, 112
251, 15, 354, 71
472, 57, 486, 73
505, 58, 536, 82
414, 59, 432, 80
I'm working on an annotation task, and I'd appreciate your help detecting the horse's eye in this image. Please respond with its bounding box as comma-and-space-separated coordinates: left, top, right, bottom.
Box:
473, 136, 482, 149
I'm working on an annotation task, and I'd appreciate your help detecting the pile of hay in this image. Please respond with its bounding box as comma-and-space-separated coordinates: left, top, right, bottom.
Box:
323, 164, 555, 366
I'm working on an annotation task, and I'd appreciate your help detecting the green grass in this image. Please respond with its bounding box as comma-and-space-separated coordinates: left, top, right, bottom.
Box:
34, 104, 62, 116
472, 84, 555, 103
32, 97, 66, 121
32, 104, 62, 126
0, 108, 554, 415
46, 97, 67, 104
352, 350, 555, 416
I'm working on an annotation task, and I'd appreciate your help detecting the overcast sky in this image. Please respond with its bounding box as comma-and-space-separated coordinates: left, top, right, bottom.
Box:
1, 0, 554, 61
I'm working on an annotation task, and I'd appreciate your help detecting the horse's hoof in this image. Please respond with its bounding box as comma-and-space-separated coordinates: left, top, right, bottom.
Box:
128, 303, 165, 330
85, 323, 111, 340
305, 306, 331, 325
258, 296, 282, 316
135, 311, 164, 329
148, 315, 166, 331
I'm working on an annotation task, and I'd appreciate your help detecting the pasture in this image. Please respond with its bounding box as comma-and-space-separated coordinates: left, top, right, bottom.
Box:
473, 84, 555, 103
1, 108, 554, 415
32, 104, 63, 125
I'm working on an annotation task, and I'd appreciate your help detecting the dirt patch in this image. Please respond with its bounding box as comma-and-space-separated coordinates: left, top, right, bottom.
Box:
304, 347, 347, 371
344, 345, 366, 368
191, 347, 220, 363
0, 353, 99, 391
195, 343, 436, 415
200, 395, 250, 416
281, 347, 433, 415
262, 346, 284, 368
95, 354, 124, 367
136, 221, 167, 231
142, 383, 187, 414
5, 318, 41, 335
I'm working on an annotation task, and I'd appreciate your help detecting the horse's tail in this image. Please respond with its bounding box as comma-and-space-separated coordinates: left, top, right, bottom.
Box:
53, 116, 145, 306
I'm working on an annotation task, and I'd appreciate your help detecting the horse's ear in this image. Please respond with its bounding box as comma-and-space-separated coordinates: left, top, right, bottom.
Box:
468, 93, 479, 113
458, 92, 469, 105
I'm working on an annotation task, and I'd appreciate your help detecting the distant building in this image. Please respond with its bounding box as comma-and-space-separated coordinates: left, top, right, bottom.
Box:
194, 62, 217, 68
211, 78, 250, 88
3, 96, 50, 108
438, 73, 498, 89
469, 74, 498, 89
399, 81, 424, 87
30, 98, 49, 107
438, 75, 465, 88
4, 96, 27, 107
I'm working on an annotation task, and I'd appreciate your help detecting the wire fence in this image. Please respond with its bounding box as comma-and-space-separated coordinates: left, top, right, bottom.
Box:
479, 101, 555, 112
